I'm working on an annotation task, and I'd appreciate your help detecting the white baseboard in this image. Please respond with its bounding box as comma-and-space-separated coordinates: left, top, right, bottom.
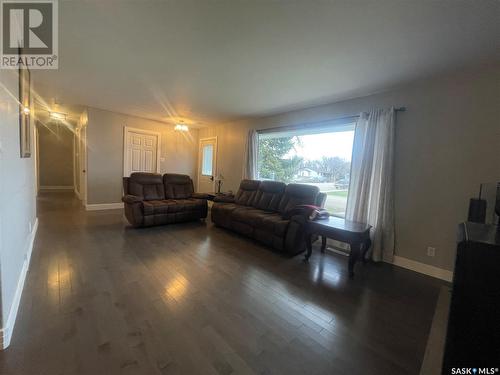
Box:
390, 255, 453, 282
39, 185, 74, 190
0, 217, 39, 350
85, 202, 124, 211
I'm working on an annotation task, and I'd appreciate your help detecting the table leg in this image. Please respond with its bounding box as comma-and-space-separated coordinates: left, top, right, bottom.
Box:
348, 242, 361, 278
321, 236, 327, 253
362, 238, 372, 264
304, 233, 313, 262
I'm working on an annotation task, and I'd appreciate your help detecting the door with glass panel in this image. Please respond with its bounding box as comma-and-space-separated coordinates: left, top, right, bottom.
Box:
197, 137, 217, 193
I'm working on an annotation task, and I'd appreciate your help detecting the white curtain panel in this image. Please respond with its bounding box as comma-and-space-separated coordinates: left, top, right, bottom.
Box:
346, 108, 396, 262
243, 129, 258, 179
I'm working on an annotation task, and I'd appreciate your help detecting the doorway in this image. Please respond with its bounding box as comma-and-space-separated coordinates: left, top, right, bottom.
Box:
37, 122, 75, 190
197, 137, 217, 193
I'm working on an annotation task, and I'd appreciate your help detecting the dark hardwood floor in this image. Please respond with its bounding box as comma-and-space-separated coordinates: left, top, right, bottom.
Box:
0, 192, 444, 375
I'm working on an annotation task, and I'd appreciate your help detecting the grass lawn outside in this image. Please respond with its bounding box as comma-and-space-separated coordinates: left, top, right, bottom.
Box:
327, 190, 348, 198
323, 190, 348, 216
297, 183, 349, 216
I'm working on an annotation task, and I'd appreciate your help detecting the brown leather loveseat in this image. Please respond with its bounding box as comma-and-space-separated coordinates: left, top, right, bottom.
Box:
122, 172, 208, 227
211, 179, 326, 255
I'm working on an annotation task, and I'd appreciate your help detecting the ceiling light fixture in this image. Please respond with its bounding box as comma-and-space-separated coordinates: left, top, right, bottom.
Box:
22, 106, 30, 115
49, 111, 67, 121
174, 123, 189, 132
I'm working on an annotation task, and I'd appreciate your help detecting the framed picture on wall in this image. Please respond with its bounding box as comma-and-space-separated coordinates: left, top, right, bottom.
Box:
19, 60, 31, 158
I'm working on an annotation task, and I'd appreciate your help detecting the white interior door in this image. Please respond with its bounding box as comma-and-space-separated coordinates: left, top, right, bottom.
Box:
124, 127, 160, 177
80, 126, 87, 204
35, 125, 40, 194
74, 127, 80, 196
197, 137, 217, 193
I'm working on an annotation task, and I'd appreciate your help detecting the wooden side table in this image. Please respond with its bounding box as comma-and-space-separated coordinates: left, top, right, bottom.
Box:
304, 216, 372, 278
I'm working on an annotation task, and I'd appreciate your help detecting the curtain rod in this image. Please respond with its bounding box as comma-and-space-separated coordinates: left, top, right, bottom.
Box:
258, 106, 406, 134
360, 106, 406, 116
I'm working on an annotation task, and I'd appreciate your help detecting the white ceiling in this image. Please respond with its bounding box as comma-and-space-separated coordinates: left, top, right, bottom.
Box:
33, 0, 500, 126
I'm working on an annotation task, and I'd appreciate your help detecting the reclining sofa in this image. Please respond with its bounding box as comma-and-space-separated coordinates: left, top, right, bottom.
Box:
211, 180, 326, 255
122, 172, 208, 227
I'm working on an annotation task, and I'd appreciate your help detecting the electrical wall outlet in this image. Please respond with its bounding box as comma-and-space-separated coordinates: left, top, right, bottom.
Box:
427, 246, 436, 257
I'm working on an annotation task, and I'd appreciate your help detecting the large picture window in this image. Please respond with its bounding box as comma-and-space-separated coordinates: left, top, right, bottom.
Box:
257, 122, 355, 217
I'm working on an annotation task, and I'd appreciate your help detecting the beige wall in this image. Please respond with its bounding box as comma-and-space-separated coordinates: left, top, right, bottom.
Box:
0, 69, 37, 339
86, 107, 199, 204
199, 64, 500, 271
38, 123, 74, 187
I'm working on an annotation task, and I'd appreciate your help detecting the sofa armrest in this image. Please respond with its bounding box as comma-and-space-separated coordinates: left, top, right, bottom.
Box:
122, 195, 145, 227
191, 193, 210, 199
213, 195, 235, 203
282, 214, 309, 255
316, 192, 327, 208
282, 205, 316, 220
122, 194, 143, 204
289, 213, 308, 224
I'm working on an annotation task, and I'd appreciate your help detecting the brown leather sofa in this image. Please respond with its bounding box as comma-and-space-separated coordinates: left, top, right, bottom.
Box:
211, 179, 326, 255
122, 173, 208, 227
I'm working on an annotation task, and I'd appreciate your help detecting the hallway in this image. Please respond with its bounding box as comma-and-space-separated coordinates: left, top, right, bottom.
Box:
0, 192, 443, 375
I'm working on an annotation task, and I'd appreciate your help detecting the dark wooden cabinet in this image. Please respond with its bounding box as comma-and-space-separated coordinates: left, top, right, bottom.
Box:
442, 223, 500, 372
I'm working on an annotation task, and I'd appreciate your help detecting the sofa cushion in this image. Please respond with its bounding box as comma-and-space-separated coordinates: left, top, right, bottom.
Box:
252, 181, 286, 212
278, 183, 320, 214
128, 173, 165, 201
212, 202, 239, 216
230, 207, 271, 226
211, 202, 240, 228
163, 174, 194, 199
255, 230, 285, 251
143, 211, 205, 227
234, 179, 260, 206
257, 213, 290, 236
143, 198, 205, 215
142, 200, 174, 215
167, 198, 206, 213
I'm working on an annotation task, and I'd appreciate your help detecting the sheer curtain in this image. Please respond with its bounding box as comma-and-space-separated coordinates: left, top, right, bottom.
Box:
346, 108, 396, 262
243, 129, 258, 179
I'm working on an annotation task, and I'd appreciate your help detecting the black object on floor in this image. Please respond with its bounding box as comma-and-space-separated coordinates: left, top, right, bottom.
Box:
442, 222, 500, 372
